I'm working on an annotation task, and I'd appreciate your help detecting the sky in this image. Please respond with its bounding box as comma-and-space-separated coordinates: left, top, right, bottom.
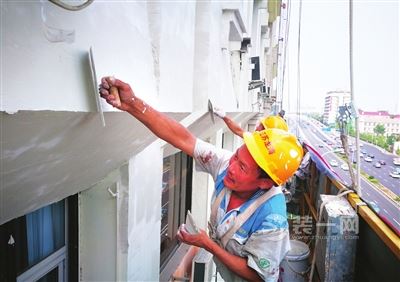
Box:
282, 0, 399, 114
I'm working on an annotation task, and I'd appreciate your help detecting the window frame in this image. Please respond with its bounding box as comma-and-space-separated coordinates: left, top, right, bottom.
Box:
160, 151, 193, 271
16, 199, 68, 282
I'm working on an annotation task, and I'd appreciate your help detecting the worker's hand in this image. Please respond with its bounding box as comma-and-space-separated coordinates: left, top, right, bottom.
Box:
99, 76, 135, 111
213, 106, 226, 119
176, 224, 211, 249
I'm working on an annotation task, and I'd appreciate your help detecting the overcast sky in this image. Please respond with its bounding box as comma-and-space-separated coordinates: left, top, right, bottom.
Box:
282, 0, 399, 114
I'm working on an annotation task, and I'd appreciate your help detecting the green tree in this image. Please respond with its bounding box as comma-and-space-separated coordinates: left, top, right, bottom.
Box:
373, 124, 385, 136
347, 121, 355, 136
309, 112, 324, 124
387, 134, 396, 146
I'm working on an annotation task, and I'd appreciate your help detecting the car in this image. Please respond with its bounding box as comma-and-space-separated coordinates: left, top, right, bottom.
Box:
364, 157, 372, 162
374, 162, 381, 168
367, 153, 375, 158
335, 148, 345, 154
393, 158, 400, 166
389, 171, 400, 178
361, 149, 367, 154
318, 144, 324, 148
368, 201, 380, 213
341, 163, 349, 171
330, 160, 339, 167
378, 160, 386, 165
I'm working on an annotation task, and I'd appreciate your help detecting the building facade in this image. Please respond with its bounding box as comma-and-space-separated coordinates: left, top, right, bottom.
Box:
358, 110, 400, 136
1, 1, 287, 281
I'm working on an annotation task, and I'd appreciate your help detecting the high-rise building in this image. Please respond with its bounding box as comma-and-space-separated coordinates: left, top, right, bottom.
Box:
323, 90, 351, 124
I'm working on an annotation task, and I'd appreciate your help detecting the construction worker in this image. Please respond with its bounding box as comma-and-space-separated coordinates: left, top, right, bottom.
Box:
212, 106, 288, 138
213, 108, 294, 205
99, 77, 303, 282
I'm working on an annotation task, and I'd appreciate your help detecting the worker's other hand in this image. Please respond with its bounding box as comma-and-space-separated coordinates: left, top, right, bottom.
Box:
213, 106, 226, 119
176, 224, 210, 249
99, 76, 135, 111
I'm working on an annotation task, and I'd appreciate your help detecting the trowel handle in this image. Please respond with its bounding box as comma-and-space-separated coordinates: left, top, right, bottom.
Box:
110, 86, 121, 107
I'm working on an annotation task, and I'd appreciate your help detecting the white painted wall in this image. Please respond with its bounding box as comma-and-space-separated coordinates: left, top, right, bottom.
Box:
79, 170, 120, 281
79, 141, 163, 281
127, 142, 162, 281
2, 1, 195, 112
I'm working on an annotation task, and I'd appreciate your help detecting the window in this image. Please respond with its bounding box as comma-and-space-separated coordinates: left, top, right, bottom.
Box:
0, 197, 78, 282
160, 152, 193, 269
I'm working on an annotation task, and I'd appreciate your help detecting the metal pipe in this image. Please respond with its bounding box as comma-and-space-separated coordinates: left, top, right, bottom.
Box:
349, 0, 362, 197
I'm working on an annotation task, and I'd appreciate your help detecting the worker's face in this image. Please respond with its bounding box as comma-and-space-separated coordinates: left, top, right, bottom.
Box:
224, 145, 272, 192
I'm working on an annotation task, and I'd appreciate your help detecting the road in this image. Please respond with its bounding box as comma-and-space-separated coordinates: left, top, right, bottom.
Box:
300, 118, 399, 195
289, 116, 400, 233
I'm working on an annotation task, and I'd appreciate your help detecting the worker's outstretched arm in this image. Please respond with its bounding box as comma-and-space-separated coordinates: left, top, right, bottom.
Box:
99, 77, 196, 157
213, 107, 244, 138
223, 116, 244, 138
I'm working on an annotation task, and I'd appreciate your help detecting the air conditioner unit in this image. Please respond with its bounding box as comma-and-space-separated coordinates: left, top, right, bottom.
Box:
191, 248, 214, 282
315, 195, 358, 281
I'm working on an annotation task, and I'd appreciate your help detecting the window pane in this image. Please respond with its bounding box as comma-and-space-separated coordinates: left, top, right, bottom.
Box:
26, 200, 65, 267
160, 152, 193, 268
160, 156, 172, 247
36, 266, 58, 282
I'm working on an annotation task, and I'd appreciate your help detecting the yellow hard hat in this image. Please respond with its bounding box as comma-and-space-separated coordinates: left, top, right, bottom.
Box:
260, 115, 288, 131
243, 128, 303, 185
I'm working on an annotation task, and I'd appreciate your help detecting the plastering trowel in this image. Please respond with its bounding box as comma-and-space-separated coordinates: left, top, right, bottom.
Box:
208, 99, 215, 124
88, 47, 106, 127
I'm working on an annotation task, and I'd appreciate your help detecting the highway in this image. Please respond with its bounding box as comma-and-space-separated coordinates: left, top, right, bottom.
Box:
301, 118, 399, 195
288, 116, 400, 234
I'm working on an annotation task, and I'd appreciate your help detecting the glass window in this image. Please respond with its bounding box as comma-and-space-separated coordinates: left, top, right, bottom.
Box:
1, 199, 66, 281
26, 201, 65, 267
160, 152, 193, 269
37, 267, 58, 282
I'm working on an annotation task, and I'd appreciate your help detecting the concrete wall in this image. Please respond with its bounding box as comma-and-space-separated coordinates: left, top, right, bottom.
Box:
2, 1, 196, 112
2, 0, 279, 280
127, 142, 162, 281
1, 0, 257, 224
79, 168, 122, 281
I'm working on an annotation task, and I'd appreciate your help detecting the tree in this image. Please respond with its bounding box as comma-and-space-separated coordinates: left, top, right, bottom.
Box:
373, 124, 385, 136
387, 134, 396, 146
347, 121, 355, 136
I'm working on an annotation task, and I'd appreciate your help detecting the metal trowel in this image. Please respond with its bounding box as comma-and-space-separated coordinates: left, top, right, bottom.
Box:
208, 99, 215, 124
89, 47, 106, 127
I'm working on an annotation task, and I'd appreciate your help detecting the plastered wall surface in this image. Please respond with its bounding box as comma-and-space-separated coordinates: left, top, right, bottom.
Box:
127, 142, 162, 281
1, 0, 270, 248
79, 170, 119, 282
2, 1, 197, 112
0, 111, 187, 224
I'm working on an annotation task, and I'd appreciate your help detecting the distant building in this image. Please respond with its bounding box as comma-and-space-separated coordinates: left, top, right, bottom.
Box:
358, 110, 400, 136
323, 90, 351, 124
